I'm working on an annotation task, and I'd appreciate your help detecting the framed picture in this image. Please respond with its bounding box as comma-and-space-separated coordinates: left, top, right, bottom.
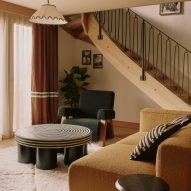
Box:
93, 54, 103, 69
160, 2, 183, 15
82, 50, 91, 65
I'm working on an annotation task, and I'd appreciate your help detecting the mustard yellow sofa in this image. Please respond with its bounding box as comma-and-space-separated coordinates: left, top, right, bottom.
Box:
68, 108, 191, 191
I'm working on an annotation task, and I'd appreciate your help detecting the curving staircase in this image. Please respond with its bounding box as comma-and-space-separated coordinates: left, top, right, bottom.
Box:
61, 14, 93, 45
93, 9, 191, 105
81, 9, 191, 111
62, 8, 191, 111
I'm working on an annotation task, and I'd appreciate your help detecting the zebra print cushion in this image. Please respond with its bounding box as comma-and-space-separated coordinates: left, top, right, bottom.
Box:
130, 114, 191, 161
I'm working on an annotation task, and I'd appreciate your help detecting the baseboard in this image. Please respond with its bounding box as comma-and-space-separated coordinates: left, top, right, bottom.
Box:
113, 120, 139, 130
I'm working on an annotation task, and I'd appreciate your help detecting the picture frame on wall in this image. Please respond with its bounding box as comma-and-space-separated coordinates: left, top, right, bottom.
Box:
93, 54, 103, 69
82, 50, 91, 65
160, 2, 183, 15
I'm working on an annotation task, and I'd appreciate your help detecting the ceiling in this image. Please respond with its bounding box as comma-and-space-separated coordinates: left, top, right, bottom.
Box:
2, 0, 189, 15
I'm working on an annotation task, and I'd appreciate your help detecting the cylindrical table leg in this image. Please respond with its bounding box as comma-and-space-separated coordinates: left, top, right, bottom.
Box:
17, 144, 36, 164
36, 148, 57, 170
64, 144, 87, 166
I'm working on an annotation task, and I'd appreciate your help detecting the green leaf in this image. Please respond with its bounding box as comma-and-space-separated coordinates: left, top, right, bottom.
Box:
60, 66, 90, 106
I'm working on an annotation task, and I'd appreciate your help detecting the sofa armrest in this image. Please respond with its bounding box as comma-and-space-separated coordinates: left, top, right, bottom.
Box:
156, 138, 191, 191
58, 106, 80, 117
140, 108, 190, 132
97, 109, 115, 120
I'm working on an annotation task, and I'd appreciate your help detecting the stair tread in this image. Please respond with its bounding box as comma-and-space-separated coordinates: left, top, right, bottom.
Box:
64, 18, 82, 29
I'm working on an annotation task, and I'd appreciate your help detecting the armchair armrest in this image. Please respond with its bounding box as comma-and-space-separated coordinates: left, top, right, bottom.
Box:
156, 137, 191, 191
58, 106, 80, 117
97, 109, 115, 120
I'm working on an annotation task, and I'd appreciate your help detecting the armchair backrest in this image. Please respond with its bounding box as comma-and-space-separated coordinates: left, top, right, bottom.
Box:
79, 90, 115, 118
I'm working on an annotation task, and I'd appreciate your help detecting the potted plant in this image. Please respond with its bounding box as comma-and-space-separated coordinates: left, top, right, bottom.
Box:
60, 66, 90, 106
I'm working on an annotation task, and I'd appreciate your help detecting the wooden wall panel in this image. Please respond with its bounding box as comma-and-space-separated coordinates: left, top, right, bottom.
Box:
0, 0, 35, 17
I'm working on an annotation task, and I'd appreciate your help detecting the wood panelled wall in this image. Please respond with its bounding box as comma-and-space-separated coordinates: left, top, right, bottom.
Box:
0, 0, 35, 16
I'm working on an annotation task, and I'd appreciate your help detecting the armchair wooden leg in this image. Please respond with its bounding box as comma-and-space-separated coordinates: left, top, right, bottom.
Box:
98, 120, 107, 147
106, 120, 114, 139
61, 116, 69, 124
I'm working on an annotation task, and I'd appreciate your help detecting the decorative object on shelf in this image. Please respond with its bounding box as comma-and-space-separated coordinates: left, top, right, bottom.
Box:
93, 54, 103, 69
82, 50, 91, 65
160, 2, 183, 15
29, 0, 67, 25
59, 66, 90, 106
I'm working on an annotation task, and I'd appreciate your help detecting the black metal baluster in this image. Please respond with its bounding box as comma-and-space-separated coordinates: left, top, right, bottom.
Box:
164, 38, 171, 85
144, 22, 147, 70
118, 9, 120, 42
107, 11, 110, 34
156, 32, 162, 77
164, 39, 168, 83
132, 16, 138, 57
187, 54, 190, 99
122, 9, 124, 48
152, 28, 155, 74
182, 52, 187, 95
115, 10, 117, 40
102, 11, 106, 28
147, 26, 154, 70
125, 11, 128, 51
140, 20, 146, 81
128, 11, 131, 54
173, 45, 179, 88
110, 11, 113, 39
136, 18, 139, 61
160, 35, 163, 79
97, 11, 103, 40
177, 46, 180, 87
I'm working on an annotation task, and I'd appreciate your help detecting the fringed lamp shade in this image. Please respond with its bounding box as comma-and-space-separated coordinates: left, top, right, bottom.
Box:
29, 2, 67, 25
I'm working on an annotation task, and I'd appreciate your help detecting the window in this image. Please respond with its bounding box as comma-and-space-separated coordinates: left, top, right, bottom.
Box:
13, 24, 32, 130
0, 11, 32, 140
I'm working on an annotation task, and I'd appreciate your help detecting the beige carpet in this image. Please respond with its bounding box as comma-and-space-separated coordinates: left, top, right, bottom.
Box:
0, 137, 121, 191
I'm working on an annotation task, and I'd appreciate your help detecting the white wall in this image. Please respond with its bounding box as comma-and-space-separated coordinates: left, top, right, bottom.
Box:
132, 1, 191, 50
58, 28, 159, 122
74, 40, 159, 122
58, 28, 76, 80
58, 28, 76, 105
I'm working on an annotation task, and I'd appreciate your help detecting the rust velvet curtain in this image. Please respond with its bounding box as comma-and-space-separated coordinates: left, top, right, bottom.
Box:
32, 24, 58, 124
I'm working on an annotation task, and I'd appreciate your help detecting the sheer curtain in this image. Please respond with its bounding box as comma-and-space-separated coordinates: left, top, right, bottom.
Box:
0, 11, 32, 140
13, 21, 32, 131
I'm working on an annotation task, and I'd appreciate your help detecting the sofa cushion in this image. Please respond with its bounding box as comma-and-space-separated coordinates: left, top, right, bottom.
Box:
172, 125, 191, 139
140, 108, 191, 132
130, 114, 191, 161
69, 144, 155, 191
117, 132, 147, 145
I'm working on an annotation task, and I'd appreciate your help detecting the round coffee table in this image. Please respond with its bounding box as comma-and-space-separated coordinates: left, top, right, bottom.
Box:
115, 174, 170, 191
15, 124, 92, 170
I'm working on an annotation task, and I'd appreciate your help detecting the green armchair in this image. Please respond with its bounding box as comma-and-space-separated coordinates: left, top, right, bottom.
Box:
58, 90, 115, 146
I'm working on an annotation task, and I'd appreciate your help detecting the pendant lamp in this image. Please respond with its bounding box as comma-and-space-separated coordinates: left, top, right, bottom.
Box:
29, 0, 67, 25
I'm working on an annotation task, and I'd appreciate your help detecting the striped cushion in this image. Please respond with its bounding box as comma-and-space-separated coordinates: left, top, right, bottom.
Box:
130, 114, 191, 160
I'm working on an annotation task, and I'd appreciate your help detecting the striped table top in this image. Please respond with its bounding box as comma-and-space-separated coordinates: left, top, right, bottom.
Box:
15, 124, 92, 148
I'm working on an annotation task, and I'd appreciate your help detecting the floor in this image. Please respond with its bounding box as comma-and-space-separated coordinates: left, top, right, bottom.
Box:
0, 125, 139, 149
114, 126, 139, 138
114, 123, 139, 138
0, 138, 16, 149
